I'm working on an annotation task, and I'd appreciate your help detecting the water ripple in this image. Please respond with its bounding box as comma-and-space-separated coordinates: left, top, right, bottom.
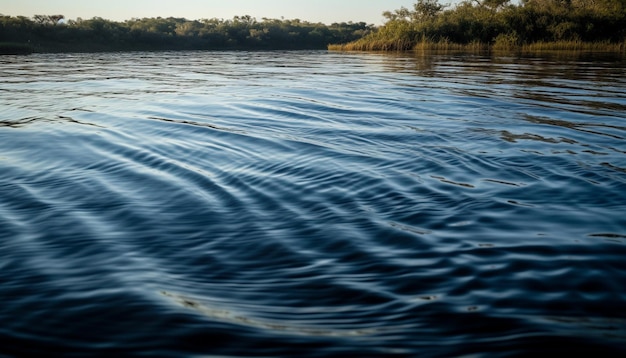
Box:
1, 51, 625, 356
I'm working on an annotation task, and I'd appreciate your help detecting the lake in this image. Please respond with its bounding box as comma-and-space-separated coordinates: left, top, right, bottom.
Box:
1, 50, 625, 356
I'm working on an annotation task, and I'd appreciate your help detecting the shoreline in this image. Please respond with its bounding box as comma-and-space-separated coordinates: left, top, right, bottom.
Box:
328, 40, 626, 54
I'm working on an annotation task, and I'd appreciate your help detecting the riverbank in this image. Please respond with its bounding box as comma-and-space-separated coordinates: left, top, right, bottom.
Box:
329, 0, 625, 55
0, 42, 34, 55
328, 39, 626, 54
0, 15, 371, 54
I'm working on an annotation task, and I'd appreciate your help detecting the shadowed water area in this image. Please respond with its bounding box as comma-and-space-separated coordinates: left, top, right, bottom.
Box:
1, 50, 625, 356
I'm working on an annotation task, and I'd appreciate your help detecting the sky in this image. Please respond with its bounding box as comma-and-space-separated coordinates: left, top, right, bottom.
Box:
0, 0, 465, 25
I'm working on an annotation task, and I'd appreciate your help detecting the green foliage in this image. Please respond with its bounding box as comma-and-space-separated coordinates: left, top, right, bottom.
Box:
0, 14, 374, 52
331, 0, 626, 51
32, 14, 64, 26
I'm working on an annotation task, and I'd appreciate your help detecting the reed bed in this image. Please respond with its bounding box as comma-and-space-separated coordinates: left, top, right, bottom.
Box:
521, 40, 626, 53
329, 39, 626, 55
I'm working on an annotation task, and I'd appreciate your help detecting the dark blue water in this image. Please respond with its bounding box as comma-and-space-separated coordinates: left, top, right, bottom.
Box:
1, 50, 625, 357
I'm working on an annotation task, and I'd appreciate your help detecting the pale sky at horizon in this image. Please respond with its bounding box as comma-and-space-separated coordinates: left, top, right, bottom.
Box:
0, 0, 465, 25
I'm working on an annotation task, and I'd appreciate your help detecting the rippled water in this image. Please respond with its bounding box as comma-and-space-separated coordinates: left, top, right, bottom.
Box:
1, 50, 626, 356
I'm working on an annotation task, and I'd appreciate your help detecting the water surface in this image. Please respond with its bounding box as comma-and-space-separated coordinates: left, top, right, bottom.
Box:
1, 51, 625, 356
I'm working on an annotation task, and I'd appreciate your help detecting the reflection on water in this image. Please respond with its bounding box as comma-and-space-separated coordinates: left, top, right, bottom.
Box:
1, 50, 625, 356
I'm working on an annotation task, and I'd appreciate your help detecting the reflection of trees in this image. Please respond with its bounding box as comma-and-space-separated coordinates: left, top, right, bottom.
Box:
0, 14, 375, 52
380, 53, 439, 76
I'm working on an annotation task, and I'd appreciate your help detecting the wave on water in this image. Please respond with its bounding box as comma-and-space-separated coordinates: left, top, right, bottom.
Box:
1, 51, 625, 356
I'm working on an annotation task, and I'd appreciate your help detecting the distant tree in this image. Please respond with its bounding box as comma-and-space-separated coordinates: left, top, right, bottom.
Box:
413, 0, 447, 20
383, 0, 447, 22
481, 0, 511, 10
33, 14, 64, 26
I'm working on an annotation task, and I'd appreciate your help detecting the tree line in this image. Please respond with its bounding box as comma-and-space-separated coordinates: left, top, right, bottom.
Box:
0, 14, 373, 53
330, 0, 626, 51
